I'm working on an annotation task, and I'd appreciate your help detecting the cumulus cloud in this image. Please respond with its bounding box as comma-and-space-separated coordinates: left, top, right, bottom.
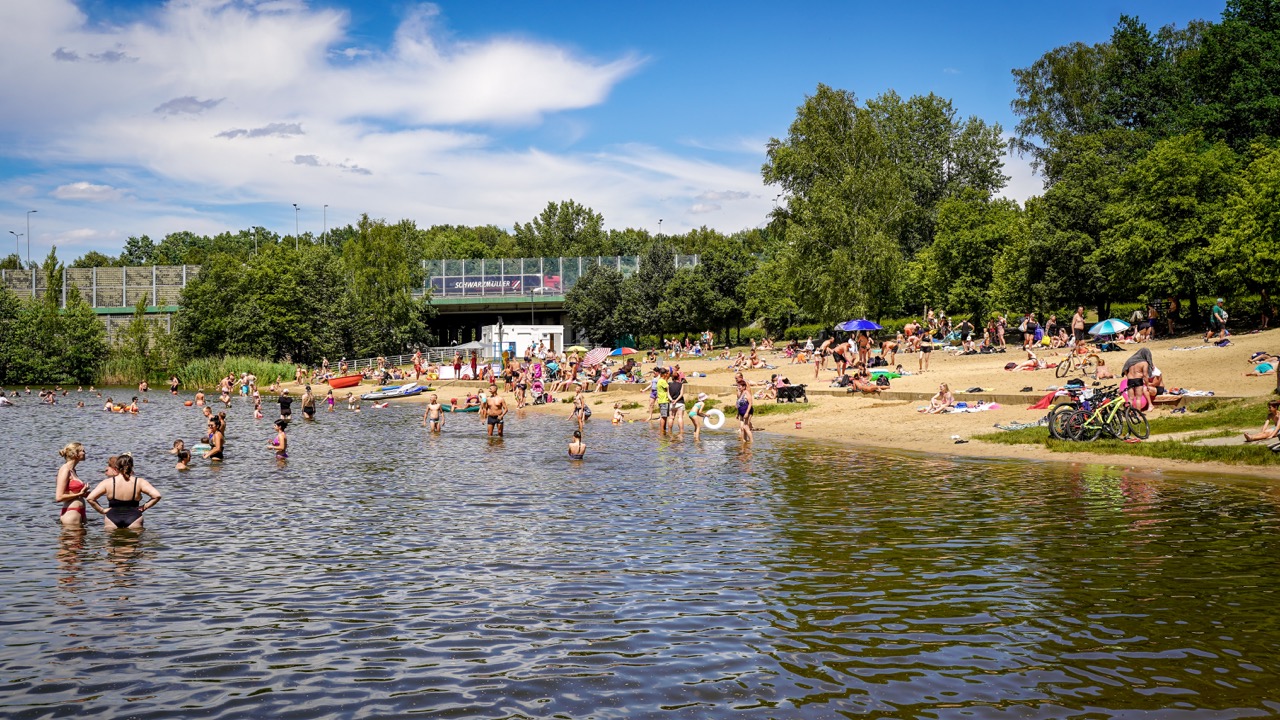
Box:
155, 96, 223, 115
217, 122, 305, 139
52, 181, 128, 201
0, 1, 772, 249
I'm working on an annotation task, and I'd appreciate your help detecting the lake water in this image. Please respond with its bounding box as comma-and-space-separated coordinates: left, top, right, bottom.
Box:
3, 392, 1280, 718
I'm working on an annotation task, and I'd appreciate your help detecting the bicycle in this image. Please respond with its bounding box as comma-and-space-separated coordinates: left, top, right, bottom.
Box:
1066, 391, 1149, 441
1048, 384, 1114, 439
1055, 345, 1101, 379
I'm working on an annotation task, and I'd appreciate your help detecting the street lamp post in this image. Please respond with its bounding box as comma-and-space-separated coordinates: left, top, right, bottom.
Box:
292, 203, 300, 249
9, 231, 22, 264
323, 204, 328, 245
26, 210, 37, 267
658, 218, 663, 236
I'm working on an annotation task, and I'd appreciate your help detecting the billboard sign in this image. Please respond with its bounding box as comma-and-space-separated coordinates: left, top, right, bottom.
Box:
430, 274, 563, 297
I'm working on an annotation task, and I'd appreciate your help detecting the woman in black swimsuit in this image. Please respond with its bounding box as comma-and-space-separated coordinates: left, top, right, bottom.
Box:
86, 454, 161, 531
203, 420, 225, 461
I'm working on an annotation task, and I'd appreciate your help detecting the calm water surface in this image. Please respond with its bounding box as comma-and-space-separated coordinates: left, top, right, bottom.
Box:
2, 393, 1280, 718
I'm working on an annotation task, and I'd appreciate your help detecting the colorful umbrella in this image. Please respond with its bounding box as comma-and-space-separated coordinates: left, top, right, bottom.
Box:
836, 318, 882, 332
581, 347, 612, 366
565, 345, 589, 352
1088, 318, 1131, 336
609, 347, 639, 356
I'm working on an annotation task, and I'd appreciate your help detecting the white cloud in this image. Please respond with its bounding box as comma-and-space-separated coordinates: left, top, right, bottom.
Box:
0, 1, 774, 254
52, 181, 128, 202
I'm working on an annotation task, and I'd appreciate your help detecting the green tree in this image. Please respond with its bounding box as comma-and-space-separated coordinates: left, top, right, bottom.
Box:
0, 254, 20, 271
61, 286, 108, 384
1096, 132, 1239, 315
120, 235, 157, 265
564, 263, 627, 345
512, 200, 606, 257
1207, 143, 1280, 296
916, 193, 1025, 321
343, 215, 432, 356
763, 84, 910, 322
622, 241, 676, 337
119, 296, 154, 373
1181, 0, 1280, 148
71, 251, 118, 268
41, 247, 63, 308
744, 257, 801, 338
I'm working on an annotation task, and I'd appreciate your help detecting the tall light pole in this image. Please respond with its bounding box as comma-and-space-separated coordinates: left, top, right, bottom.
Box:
9, 231, 22, 264
292, 203, 300, 249
658, 218, 663, 236
26, 210, 37, 267
323, 204, 328, 246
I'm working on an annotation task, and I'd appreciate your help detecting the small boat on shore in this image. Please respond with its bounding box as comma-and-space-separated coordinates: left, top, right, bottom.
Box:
328, 374, 363, 389
443, 404, 480, 413
361, 383, 428, 401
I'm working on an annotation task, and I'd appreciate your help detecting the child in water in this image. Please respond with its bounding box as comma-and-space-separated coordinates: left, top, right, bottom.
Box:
254, 397, 264, 419
568, 430, 586, 460
174, 449, 190, 470
326, 389, 335, 412
423, 394, 444, 433
612, 402, 627, 425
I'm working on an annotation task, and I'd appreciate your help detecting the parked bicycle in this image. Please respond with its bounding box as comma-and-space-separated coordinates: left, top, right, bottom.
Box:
1064, 387, 1149, 442
1055, 345, 1101, 379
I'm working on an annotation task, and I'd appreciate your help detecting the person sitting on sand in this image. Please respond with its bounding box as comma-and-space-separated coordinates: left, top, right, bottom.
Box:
849, 364, 883, 394
1244, 400, 1280, 443
920, 383, 955, 414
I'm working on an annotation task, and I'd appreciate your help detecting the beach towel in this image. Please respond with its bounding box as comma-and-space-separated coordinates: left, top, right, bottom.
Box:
1027, 391, 1058, 410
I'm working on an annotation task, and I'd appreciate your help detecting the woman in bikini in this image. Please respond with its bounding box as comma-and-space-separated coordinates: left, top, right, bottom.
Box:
86, 454, 161, 531
55, 442, 90, 527
268, 419, 289, 460
203, 419, 225, 461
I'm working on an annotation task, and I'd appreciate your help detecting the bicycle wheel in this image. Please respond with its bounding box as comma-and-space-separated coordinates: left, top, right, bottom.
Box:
1048, 403, 1077, 439
1126, 407, 1150, 439
1083, 354, 1099, 377
1101, 404, 1127, 439
1068, 409, 1099, 442
1055, 359, 1071, 379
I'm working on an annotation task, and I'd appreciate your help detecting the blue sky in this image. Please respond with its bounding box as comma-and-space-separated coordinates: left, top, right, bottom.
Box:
0, 0, 1225, 261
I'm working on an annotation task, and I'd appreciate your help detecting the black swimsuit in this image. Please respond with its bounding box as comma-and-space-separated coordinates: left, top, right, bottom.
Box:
106, 475, 142, 528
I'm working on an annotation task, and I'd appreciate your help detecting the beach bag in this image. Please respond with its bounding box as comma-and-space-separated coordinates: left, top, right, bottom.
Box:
875, 374, 890, 387
869, 356, 887, 368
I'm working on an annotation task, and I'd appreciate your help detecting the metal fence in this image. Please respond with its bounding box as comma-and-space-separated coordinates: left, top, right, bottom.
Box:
1, 255, 702, 308
0, 265, 199, 309
421, 255, 700, 299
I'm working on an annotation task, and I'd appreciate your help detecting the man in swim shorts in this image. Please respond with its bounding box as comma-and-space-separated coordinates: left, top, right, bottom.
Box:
423, 394, 444, 433
483, 385, 507, 437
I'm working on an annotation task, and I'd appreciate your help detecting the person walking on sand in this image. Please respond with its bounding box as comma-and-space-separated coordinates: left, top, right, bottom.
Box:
918, 329, 933, 372
483, 385, 507, 437
1206, 298, 1229, 342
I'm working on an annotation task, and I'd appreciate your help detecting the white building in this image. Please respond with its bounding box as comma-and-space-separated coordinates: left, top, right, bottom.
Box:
480, 323, 564, 359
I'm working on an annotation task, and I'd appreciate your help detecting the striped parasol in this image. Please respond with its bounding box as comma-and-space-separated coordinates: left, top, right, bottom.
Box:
581, 347, 612, 366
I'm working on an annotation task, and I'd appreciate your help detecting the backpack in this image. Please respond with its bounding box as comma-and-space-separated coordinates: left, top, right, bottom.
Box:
869, 356, 887, 367
875, 374, 890, 387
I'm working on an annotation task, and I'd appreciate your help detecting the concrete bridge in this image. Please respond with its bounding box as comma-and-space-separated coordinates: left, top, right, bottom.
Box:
0, 254, 700, 342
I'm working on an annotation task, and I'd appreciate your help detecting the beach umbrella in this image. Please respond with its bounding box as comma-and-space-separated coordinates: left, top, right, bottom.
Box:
836, 318, 882, 332
1088, 318, 1131, 336
565, 345, 589, 352
609, 347, 638, 356
582, 347, 611, 366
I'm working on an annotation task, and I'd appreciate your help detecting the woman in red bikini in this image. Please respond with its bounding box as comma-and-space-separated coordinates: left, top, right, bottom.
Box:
55, 442, 90, 526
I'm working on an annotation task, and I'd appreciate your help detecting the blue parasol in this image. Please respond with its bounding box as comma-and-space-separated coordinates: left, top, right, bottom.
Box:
1088, 318, 1131, 336
836, 318, 882, 332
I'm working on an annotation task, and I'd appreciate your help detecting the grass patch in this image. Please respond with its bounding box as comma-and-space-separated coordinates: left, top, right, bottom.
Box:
974, 397, 1280, 466
619, 401, 643, 410
1043, 438, 1280, 466
753, 402, 811, 416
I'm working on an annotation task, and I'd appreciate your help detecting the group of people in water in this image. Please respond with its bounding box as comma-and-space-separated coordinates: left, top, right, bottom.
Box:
55, 443, 161, 530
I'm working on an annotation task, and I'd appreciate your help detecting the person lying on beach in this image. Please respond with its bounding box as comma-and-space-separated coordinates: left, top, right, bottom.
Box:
1246, 352, 1278, 376
1243, 400, 1280, 443
920, 383, 955, 414
1009, 350, 1044, 372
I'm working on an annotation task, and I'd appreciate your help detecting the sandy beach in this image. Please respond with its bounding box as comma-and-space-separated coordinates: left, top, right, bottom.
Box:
303, 328, 1280, 479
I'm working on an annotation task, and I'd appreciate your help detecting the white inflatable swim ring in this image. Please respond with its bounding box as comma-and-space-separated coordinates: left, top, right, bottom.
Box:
703, 408, 725, 430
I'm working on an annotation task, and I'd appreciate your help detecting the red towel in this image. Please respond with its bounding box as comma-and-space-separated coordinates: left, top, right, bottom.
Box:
1028, 391, 1057, 410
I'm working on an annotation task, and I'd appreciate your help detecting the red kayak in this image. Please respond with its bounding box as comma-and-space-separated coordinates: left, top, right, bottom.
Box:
327, 374, 363, 389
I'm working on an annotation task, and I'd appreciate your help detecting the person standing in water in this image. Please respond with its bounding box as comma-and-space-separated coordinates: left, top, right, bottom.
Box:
423, 394, 445, 433
203, 419, 225, 461
86, 454, 161, 531
483, 385, 507, 437
169, 375, 180, 395
278, 388, 293, 420
568, 430, 586, 459
301, 386, 316, 420
55, 442, 90, 527
736, 383, 754, 443
268, 419, 288, 460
